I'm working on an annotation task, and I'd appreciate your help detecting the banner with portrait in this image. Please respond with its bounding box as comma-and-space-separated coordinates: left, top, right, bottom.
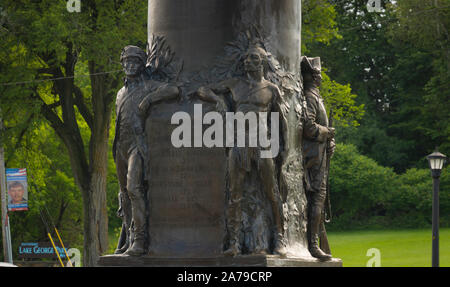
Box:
6, 168, 28, 211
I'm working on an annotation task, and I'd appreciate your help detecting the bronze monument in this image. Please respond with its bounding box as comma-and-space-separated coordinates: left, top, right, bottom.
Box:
99, 0, 342, 267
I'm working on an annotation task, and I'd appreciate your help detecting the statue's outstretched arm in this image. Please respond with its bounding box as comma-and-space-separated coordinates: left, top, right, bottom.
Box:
195, 80, 232, 113
139, 84, 180, 113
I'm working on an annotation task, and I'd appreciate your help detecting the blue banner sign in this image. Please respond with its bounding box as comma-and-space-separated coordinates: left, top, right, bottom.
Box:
18, 242, 69, 259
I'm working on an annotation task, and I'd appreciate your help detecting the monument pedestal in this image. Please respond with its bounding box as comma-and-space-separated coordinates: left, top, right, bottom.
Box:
98, 254, 342, 267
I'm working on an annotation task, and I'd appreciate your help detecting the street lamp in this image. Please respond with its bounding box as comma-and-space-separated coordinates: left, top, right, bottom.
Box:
426, 149, 447, 267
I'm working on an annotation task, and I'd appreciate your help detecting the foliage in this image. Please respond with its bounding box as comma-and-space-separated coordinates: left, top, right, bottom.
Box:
320, 70, 364, 127
387, 168, 433, 228
329, 143, 450, 230
394, 166, 450, 228
307, 0, 407, 169
302, 0, 364, 127
2, 121, 84, 258
0, 0, 148, 265
309, 0, 397, 111
386, 0, 450, 159
335, 116, 416, 170
302, 0, 341, 54
329, 143, 397, 229
0, 110, 121, 261
309, 0, 449, 172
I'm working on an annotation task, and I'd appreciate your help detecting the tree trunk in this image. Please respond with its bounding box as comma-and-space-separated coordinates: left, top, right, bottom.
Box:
79, 62, 114, 266
82, 110, 111, 267
39, 59, 113, 266
81, 183, 105, 267
71, 121, 110, 267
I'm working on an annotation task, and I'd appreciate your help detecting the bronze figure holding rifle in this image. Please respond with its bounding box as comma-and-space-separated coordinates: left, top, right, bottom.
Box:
302, 56, 335, 260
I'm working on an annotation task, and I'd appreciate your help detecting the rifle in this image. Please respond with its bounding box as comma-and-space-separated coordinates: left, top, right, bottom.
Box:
319, 108, 333, 255
325, 108, 333, 223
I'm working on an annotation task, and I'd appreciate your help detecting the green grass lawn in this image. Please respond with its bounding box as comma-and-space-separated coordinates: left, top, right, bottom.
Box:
106, 227, 449, 267
328, 228, 450, 267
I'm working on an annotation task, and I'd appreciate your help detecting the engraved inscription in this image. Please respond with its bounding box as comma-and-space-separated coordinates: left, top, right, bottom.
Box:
145, 103, 226, 257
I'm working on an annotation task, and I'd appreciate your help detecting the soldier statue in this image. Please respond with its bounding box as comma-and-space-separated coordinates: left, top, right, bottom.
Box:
301, 56, 336, 260
113, 45, 180, 256
195, 44, 289, 256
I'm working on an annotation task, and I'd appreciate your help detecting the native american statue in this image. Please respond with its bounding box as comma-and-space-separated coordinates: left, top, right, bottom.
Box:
194, 42, 289, 256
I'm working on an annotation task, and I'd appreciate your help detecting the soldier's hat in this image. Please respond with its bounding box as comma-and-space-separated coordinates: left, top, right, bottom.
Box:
120, 45, 147, 64
301, 56, 321, 75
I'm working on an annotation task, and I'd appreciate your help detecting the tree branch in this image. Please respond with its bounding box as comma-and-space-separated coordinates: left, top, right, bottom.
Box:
36, 90, 91, 191
33, 92, 67, 141
73, 85, 94, 130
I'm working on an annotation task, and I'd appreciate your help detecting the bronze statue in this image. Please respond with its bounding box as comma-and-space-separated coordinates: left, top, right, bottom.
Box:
196, 44, 289, 256
113, 45, 180, 256
302, 56, 335, 260
99, 2, 345, 267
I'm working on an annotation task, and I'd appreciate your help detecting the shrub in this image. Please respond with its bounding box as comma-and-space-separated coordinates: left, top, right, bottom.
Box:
327, 144, 450, 230
328, 143, 398, 230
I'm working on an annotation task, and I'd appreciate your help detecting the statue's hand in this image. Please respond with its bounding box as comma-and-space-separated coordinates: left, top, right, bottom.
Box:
327, 127, 335, 139
196, 86, 210, 98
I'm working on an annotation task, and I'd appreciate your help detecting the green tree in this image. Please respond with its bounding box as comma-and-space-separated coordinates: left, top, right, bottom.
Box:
302, 0, 341, 54
302, 0, 365, 127
387, 0, 450, 159
309, 0, 397, 113
320, 70, 364, 127
307, 0, 449, 171
0, 0, 147, 265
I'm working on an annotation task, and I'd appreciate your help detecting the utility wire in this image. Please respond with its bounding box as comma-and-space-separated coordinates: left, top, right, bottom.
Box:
0, 70, 123, 87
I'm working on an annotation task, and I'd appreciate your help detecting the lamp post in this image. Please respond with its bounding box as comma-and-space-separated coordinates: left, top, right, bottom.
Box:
426, 149, 447, 267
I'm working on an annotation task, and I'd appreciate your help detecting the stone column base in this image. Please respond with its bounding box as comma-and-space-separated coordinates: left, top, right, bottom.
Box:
98, 254, 342, 267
